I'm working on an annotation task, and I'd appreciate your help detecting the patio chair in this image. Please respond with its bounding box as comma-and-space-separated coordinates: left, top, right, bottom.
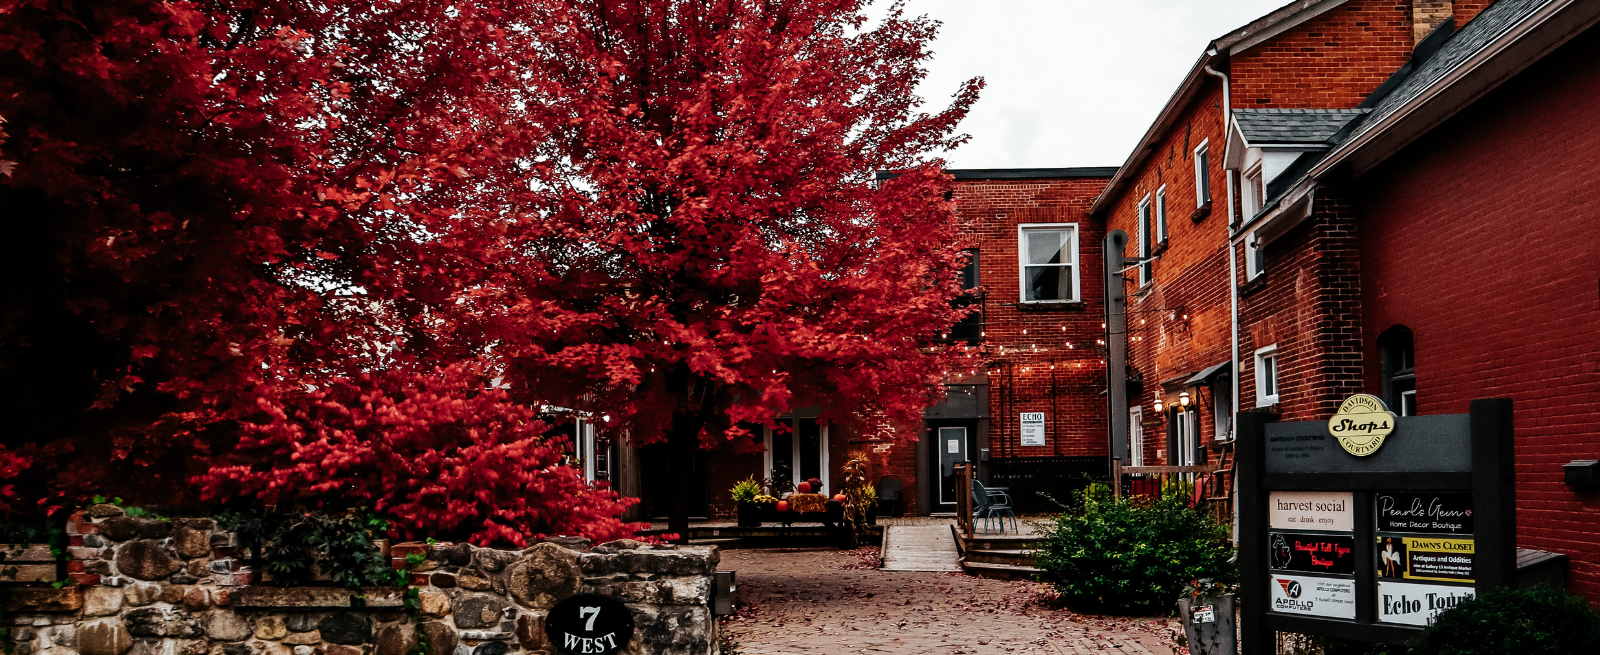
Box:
971, 480, 1018, 534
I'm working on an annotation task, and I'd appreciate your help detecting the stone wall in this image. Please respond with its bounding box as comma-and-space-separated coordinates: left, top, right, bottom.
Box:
3, 506, 718, 655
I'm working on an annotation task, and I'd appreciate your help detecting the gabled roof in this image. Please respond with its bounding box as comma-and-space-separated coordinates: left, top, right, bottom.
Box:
1088, 0, 1356, 216
1243, 0, 1600, 239
1232, 109, 1369, 146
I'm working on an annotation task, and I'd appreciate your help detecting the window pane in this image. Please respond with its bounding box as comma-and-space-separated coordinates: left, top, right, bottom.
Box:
1026, 230, 1065, 265
959, 248, 979, 289
798, 418, 822, 484
1197, 151, 1210, 202
1025, 265, 1072, 301
1263, 356, 1277, 396
771, 425, 793, 484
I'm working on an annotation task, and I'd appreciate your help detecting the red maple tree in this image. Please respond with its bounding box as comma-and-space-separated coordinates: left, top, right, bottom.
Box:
424, 0, 983, 537
2, 0, 976, 543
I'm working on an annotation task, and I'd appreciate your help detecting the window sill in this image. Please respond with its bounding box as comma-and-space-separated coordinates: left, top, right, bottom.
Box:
1016, 300, 1086, 312
1190, 201, 1212, 223
1238, 274, 1267, 298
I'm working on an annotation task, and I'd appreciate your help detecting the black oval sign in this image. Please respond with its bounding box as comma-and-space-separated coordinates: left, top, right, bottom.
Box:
544, 594, 634, 655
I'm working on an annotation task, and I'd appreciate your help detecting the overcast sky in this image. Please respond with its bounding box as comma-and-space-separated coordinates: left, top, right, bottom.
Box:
874, 0, 1291, 169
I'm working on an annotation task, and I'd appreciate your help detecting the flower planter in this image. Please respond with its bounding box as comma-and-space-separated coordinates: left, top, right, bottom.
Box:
735, 502, 763, 528
1176, 594, 1236, 655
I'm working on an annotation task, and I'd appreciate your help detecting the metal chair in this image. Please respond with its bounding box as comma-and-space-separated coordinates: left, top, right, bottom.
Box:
971, 480, 1018, 534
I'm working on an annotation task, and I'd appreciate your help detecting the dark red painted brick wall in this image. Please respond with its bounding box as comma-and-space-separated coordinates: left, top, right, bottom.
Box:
1351, 25, 1600, 600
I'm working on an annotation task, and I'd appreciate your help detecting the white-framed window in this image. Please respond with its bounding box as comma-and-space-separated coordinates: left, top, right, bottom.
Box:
1213, 380, 1233, 441
1255, 344, 1279, 407
1244, 231, 1265, 281
1128, 406, 1145, 467
1136, 195, 1153, 286
1155, 185, 1168, 244
1194, 139, 1211, 207
763, 418, 829, 494
1018, 223, 1080, 303
1174, 409, 1198, 466
1242, 162, 1264, 218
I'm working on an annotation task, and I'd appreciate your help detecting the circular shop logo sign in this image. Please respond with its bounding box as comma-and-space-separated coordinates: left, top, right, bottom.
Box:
1327, 393, 1396, 456
545, 594, 634, 655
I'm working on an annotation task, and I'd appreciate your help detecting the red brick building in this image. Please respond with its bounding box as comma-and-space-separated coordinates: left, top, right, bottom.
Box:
1094, 0, 1600, 600
641, 168, 1117, 521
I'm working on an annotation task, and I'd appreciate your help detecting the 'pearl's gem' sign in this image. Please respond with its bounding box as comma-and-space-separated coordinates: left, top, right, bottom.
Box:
545, 594, 634, 655
1375, 492, 1473, 534
1269, 492, 1353, 531
1377, 581, 1475, 626
1268, 574, 1356, 619
1327, 394, 1396, 456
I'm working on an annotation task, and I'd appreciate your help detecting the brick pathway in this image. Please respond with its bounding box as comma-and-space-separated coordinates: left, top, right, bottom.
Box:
719, 547, 1187, 655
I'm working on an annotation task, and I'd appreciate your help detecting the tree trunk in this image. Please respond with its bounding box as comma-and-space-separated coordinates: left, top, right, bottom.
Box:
666, 412, 701, 544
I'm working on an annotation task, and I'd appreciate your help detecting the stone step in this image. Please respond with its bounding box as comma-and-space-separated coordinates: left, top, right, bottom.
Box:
960, 560, 1041, 581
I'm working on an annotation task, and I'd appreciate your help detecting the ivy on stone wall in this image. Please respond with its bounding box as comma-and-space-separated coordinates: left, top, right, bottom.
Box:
218, 509, 394, 589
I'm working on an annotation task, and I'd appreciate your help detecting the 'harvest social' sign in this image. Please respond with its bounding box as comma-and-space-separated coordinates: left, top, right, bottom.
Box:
1269, 492, 1353, 531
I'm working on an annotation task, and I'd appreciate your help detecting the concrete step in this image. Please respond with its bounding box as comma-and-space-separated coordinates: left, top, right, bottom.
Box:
963, 548, 1036, 567
962, 536, 1042, 551
960, 560, 1041, 581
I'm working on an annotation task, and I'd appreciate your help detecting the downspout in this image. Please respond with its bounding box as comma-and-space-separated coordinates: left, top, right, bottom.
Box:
1204, 60, 1240, 541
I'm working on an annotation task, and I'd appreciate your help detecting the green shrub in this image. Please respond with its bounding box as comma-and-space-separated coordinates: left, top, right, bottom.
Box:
729, 476, 761, 503
1033, 481, 1234, 613
1408, 586, 1600, 655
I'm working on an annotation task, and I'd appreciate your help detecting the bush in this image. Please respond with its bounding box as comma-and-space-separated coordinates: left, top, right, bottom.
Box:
1408, 586, 1600, 655
1033, 481, 1235, 613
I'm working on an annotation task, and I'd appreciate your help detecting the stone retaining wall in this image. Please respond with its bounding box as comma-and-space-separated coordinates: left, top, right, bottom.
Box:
3, 506, 717, 655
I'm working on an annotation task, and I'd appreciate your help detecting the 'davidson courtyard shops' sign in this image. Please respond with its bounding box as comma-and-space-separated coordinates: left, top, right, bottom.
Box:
1237, 398, 1517, 652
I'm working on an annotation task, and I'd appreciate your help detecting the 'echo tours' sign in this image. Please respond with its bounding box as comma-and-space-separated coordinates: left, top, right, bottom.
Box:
1237, 397, 1516, 654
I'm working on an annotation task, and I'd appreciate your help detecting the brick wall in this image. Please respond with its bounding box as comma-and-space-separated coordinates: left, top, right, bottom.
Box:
1229, 0, 1415, 109
1235, 206, 1365, 424
949, 176, 1112, 459
1349, 25, 1600, 599
1102, 83, 1235, 462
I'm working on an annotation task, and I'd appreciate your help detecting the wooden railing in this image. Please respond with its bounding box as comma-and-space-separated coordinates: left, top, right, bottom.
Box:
954, 461, 974, 538
1111, 462, 1233, 525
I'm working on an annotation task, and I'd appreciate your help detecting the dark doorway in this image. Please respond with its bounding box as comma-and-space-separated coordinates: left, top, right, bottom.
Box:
639, 441, 709, 520
929, 421, 976, 513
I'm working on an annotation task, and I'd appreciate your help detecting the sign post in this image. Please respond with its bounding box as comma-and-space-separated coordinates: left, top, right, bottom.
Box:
1238, 398, 1515, 653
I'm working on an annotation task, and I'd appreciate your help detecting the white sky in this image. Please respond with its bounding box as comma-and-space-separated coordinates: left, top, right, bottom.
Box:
875, 0, 1292, 169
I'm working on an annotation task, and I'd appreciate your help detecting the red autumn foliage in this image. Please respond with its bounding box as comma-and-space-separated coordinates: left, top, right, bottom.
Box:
0, 0, 976, 543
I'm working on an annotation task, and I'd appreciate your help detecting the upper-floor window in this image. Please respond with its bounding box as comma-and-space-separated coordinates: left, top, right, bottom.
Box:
1379, 326, 1417, 416
1137, 195, 1153, 286
1255, 344, 1279, 407
1018, 224, 1079, 303
1194, 140, 1211, 207
948, 248, 983, 343
1244, 231, 1265, 281
1242, 163, 1265, 219
1155, 185, 1168, 244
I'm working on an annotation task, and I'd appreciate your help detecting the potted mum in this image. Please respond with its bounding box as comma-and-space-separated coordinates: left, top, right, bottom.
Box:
730, 477, 764, 527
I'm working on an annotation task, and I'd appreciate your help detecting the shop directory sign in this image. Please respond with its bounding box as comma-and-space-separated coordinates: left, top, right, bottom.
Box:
1237, 398, 1516, 654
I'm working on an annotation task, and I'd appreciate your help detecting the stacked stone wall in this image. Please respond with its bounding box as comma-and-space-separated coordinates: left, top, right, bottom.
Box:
4, 506, 718, 655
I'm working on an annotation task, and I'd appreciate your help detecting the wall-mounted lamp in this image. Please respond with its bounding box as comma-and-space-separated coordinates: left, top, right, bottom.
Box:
1178, 391, 1191, 408
1153, 395, 1164, 413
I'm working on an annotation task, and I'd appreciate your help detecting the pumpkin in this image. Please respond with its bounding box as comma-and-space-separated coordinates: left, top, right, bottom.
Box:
796, 482, 811, 494
833, 493, 847, 503
776, 500, 790, 512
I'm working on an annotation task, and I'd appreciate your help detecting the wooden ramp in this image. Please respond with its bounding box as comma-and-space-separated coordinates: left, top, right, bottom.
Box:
880, 524, 960, 571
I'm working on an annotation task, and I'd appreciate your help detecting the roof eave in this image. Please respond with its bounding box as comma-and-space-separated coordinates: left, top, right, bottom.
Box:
1088, 52, 1218, 216
1309, 0, 1600, 181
